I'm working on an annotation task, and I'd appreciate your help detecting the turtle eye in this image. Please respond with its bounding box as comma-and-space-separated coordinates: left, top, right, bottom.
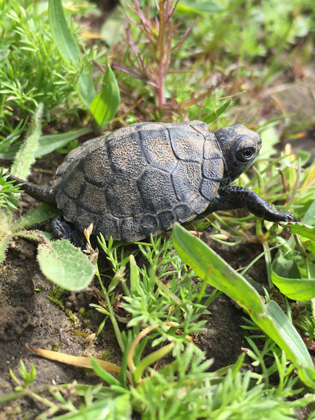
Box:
236, 147, 256, 163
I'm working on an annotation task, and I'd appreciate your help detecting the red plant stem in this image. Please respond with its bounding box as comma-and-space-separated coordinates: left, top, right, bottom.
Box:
156, 0, 166, 110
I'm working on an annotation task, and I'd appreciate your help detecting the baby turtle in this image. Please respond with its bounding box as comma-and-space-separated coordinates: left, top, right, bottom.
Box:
8, 121, 297, 242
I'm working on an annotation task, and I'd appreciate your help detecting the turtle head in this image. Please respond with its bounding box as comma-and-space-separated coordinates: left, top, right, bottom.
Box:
214, 124, 262, 186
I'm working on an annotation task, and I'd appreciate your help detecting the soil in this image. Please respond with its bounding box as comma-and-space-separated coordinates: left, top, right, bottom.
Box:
1, 47, 315, 420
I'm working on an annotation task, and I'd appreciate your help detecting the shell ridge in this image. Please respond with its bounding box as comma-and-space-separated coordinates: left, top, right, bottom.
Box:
188, 124, 207, 138
165, 127, 178, 161
138, 128, 150, 166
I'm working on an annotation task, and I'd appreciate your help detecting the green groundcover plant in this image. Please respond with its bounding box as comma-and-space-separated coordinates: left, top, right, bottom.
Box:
1, 0, 315, 418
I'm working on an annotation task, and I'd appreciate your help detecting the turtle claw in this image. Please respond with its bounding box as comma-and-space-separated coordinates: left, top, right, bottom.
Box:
281, 212, 298, 223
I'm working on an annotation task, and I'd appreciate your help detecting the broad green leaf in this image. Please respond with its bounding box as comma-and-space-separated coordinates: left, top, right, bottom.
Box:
296, 150, 311, 167
172, 223, 264, 313
271, 251, 315, 301
203, 100, 231, 124
48, 0, 80, 63
77, 72, 96, 110
35, 128, 93, 157
14, 204, 61, 230
0, 128, 93, 160
37, 239, 96, 291
48, 0, 95, 108
298, 367, 315, 389
177, 0, 223, 14
172, 224, 315, 380
90, 66, 120, 129
252, 301, 314, 371
11, 104, 43, 180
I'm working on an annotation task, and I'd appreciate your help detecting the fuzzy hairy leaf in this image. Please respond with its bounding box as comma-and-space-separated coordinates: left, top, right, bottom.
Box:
37, 239, 96, 291
11, 104, 43, 180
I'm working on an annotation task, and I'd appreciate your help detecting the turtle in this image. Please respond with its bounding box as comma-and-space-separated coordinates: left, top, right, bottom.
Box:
8, 121, 297, 243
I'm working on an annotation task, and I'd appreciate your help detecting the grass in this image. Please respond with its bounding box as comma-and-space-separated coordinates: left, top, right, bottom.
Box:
1, 0, 315, 418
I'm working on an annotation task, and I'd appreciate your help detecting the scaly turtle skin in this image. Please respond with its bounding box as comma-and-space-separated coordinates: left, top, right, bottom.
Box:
8, 121, 297, 242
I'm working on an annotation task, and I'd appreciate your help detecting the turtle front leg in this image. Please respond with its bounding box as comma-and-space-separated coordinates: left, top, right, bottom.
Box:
206, 186, 297, 222
52, 215, 87, 247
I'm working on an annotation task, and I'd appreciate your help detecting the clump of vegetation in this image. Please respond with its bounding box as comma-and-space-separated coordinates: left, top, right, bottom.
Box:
1, 0, 315, 418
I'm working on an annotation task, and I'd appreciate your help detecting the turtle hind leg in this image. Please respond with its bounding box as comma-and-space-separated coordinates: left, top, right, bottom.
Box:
205, 186, 297, 223
52, 215, 87, 248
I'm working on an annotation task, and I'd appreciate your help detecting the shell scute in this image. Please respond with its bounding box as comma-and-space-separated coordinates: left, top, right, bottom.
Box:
140, 215, 162, 237
97, 215, 120, 239
138, 168, 178, 213
83, 147, 112, 186
107, 132, 147, 178
79, 183, 108, 215
200, 178, 220, 201
121, 218, 143, 242
204, 135, 222, 160
62, 170, 85, 200
140, 128, 177, 172
106, 176, 145, 217
75, 207, 98, 233
158, 210, 176, 230
202, 159, 224, 181
189, 195, 209, 214
189, 121, 211, 136
168, 127, 204, 162
175, 204, 194, 223
63, 200, 77, 223
172, 162, 201, 202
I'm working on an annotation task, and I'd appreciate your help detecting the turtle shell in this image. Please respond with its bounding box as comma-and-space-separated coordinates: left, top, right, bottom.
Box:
54, 121, 224, 241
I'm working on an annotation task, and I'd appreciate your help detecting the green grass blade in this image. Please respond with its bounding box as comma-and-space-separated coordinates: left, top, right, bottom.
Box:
91, 358, 121, 387
129, 255, 140, 295
133, 343, 175, 384
202, 100, 231, 124
172, 223, 264, 313
253, 301, 314, 372
90, 66, 120, 129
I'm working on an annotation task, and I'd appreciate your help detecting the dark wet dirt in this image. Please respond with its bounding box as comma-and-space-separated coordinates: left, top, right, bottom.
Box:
1, 65, 315, 419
